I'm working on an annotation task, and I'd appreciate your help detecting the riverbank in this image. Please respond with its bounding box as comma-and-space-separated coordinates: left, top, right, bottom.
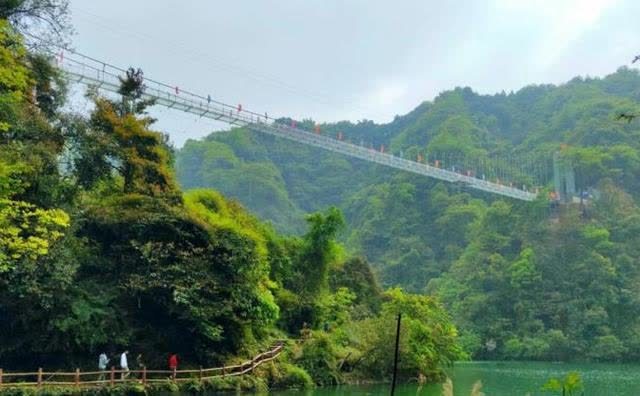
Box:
0, 362, 313, 396
0, 376, 267, 396
6, 361, 640, 395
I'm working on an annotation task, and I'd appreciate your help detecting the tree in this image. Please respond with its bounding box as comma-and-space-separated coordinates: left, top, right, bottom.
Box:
0, 19, 30, 134
296, 206, 345, 297
0, 13, 77, 366
348, 288, 466, 381
0, 199, 69, 270
1, 0, 71, 42
0, 18, 69, 270
73, 71, 178, 198
117, 67, 155, 116
89, 97, 178, 196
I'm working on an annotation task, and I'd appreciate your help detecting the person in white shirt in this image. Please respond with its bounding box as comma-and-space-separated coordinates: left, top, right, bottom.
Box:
98, 352, 109, 381
120, 350, 130, 380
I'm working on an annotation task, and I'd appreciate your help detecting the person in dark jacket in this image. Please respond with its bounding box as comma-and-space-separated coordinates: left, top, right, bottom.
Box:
136, 353, 145, 379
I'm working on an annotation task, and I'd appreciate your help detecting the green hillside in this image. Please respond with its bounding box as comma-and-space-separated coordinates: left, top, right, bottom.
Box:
177, 68, 640, 361
0, 7, 464, 386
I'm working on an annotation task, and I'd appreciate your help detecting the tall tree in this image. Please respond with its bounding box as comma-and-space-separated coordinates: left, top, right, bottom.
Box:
0, 19, 69, 269
73, 70, 178, 198
297, 206, 345, 297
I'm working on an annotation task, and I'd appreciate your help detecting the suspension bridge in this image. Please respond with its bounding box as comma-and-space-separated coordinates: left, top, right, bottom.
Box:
55, 49, 546, 202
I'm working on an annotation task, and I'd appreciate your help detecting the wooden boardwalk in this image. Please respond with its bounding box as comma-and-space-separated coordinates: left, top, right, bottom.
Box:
0, 342, 284, 389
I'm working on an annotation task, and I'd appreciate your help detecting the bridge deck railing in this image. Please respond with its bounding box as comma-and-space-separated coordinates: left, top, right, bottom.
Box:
0, 342, 284, 388
56, 50, 539, 202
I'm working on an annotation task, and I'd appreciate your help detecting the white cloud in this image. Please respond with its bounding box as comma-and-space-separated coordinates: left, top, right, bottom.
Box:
334, 80, 411, 123
496, 0, 620, 69
366, 81, 408, 107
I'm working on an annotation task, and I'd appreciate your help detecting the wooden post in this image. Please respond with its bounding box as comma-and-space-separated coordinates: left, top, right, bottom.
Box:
142, 367, 147, 386
0, 368, 3, 387
199, 367, 203, 383
37, 368, 43, 388
110, 366, 115, 386
390, 313, 402, 396
172, 367, 177, 382
222, 366, 226, 378
75, 368, 80, 388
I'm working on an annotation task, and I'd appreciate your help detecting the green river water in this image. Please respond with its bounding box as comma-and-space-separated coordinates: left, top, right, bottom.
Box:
270, 361, 640, 395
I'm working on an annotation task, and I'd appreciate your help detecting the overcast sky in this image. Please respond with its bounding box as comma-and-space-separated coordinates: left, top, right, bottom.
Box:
68, 0, 639, 147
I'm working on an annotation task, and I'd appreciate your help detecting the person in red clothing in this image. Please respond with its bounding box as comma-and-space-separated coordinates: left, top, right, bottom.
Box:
168, 353, 179, 379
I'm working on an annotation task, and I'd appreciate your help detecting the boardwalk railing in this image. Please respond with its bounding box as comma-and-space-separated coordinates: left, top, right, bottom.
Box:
0, 342, 284, 389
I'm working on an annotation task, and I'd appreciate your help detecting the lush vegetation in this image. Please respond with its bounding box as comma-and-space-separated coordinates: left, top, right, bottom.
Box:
178, 65, 640, 361
6, 2, 640, 391
0, 1, 464, 390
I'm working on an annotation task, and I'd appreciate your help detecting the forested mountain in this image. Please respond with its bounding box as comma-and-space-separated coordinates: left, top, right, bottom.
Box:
177, 68, 640, 361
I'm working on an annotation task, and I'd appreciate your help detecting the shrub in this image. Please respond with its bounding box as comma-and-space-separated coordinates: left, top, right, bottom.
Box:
270, 363, 314, 389
294, 332, 341, 385
0, 388, 36, 396
202, 376, 267, 393
181, 379, 203, 394
587, 335, 628, 361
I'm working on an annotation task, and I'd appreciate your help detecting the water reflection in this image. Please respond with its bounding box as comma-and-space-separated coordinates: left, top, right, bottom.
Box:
270, 361, 640, 395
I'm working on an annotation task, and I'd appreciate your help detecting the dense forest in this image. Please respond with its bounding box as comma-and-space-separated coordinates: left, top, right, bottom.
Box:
178, 68, 640, 362
0, 0, 465, 389
5, 2, 640, 394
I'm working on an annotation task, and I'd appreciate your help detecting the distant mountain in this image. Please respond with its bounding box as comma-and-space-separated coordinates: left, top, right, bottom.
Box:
178, 67, 640, 280
177, 67, 640, 361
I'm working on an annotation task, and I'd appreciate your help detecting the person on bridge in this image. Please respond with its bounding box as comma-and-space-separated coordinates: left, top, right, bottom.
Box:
98, 352, 110, 381
168, 353, 179, 379
120, 350, 130, 380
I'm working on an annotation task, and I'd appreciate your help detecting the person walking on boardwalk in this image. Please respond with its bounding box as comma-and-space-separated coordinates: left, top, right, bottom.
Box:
120, 350, 130, 380
168, 353, 179, 380
98, 352, 110, 381
136, 353, 145, 379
